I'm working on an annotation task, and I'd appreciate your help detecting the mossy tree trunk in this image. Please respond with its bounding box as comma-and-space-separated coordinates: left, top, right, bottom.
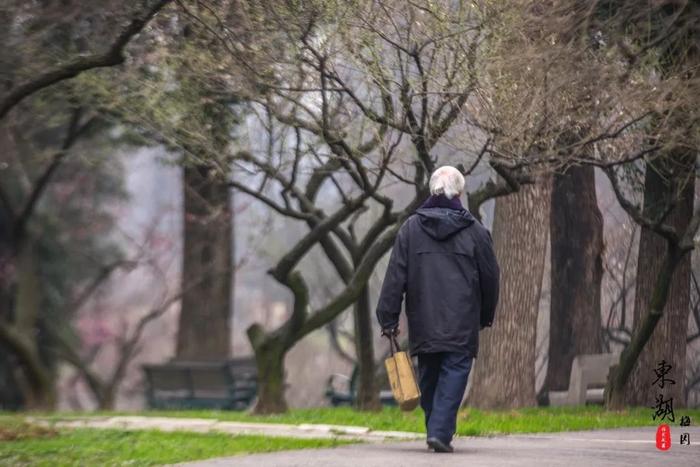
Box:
247, 325, 289, 414
0, 243, 55, 410
244, 200, 424, 414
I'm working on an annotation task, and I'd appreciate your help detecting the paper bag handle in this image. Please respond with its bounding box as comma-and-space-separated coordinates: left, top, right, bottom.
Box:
387, 333, 400, 356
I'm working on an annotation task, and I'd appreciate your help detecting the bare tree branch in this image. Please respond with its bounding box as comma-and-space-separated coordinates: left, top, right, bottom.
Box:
0, 0, 173, 121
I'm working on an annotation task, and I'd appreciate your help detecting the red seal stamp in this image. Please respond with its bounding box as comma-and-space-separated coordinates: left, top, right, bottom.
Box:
656, 424, 671, 451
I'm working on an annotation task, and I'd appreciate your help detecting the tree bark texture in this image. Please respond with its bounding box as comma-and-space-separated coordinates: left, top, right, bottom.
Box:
247, 326, 288, 414
176, 163, 233, 360
0, 243, 55, 409
622, 157, 694, 407
353, 283, 381, 411
545, 166, 604, 392
466, 178, 551, 409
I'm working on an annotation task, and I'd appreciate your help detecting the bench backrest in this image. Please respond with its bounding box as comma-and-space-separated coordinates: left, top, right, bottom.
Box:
144, 366, 193, 398
567, 353, 620, 405
143, 358, 257, 400
227, 358, 257, 381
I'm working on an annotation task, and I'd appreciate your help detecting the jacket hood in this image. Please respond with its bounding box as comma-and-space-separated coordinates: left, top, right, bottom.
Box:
415, 207, 475, 241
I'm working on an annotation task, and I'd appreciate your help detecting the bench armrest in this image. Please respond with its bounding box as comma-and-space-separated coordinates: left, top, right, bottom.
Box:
325, 373, 351, 394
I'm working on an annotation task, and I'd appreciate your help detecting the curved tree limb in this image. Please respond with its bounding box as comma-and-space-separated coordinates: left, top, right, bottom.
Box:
0, 0, 173, 121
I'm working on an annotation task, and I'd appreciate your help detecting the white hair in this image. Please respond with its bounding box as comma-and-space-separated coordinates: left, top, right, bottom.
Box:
429, 165, 465, 199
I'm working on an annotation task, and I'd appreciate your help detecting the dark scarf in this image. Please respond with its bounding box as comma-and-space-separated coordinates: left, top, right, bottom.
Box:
420, 193, 464, 211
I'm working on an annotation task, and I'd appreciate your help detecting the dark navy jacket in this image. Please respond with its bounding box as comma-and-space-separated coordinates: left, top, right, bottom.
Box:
375, 198, 500, 357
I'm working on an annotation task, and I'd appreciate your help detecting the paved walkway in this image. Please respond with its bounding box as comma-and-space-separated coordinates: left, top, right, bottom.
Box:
177, 426, 700, 467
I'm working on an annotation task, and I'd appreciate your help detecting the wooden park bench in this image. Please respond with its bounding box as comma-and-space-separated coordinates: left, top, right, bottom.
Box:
548, 353, 620, 406
325, 365, 397, 407
143, 358, 257, 410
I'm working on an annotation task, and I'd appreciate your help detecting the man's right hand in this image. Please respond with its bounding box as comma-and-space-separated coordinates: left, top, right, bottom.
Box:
381, 326, 400, 337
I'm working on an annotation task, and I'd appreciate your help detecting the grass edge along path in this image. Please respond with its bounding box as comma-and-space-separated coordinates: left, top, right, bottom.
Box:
31, 405, 700, 437
0, 418, 356, 467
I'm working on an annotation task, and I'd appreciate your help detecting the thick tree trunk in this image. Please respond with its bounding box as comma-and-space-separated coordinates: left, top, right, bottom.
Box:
545, 166, 604, 393
242, 191, 429, 414
247, 325, 288, 414
0, 350, 23, 410
175, 163, 233, 360
96, 389, 116, 411
621, 156, 694, 408
610, 3, 698, 409
0, 243, 56, 410
605, 247, 682, 409
465, 178, 551, 409
353, 284, 380, 411
0, 224, 23, 410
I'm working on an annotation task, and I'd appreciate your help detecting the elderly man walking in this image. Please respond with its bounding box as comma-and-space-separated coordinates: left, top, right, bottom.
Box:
375, 165, 500, 453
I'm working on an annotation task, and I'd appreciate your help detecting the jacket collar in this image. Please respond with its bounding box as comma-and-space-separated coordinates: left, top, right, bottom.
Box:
420, 193, 464, 211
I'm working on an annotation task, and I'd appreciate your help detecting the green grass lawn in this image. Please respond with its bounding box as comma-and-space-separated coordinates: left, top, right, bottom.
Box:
0, 417, 353, 467
37, 405, 700, 437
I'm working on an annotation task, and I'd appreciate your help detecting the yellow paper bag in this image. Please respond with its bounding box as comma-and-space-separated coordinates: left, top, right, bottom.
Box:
384, 336, 421, 411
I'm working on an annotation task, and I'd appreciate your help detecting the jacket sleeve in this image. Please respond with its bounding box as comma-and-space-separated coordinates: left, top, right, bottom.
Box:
375, 220, 409, 331
474, 226, 500, 328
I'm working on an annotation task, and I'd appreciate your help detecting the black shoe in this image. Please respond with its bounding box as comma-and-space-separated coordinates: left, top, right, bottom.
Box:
427, 437, 454, 453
